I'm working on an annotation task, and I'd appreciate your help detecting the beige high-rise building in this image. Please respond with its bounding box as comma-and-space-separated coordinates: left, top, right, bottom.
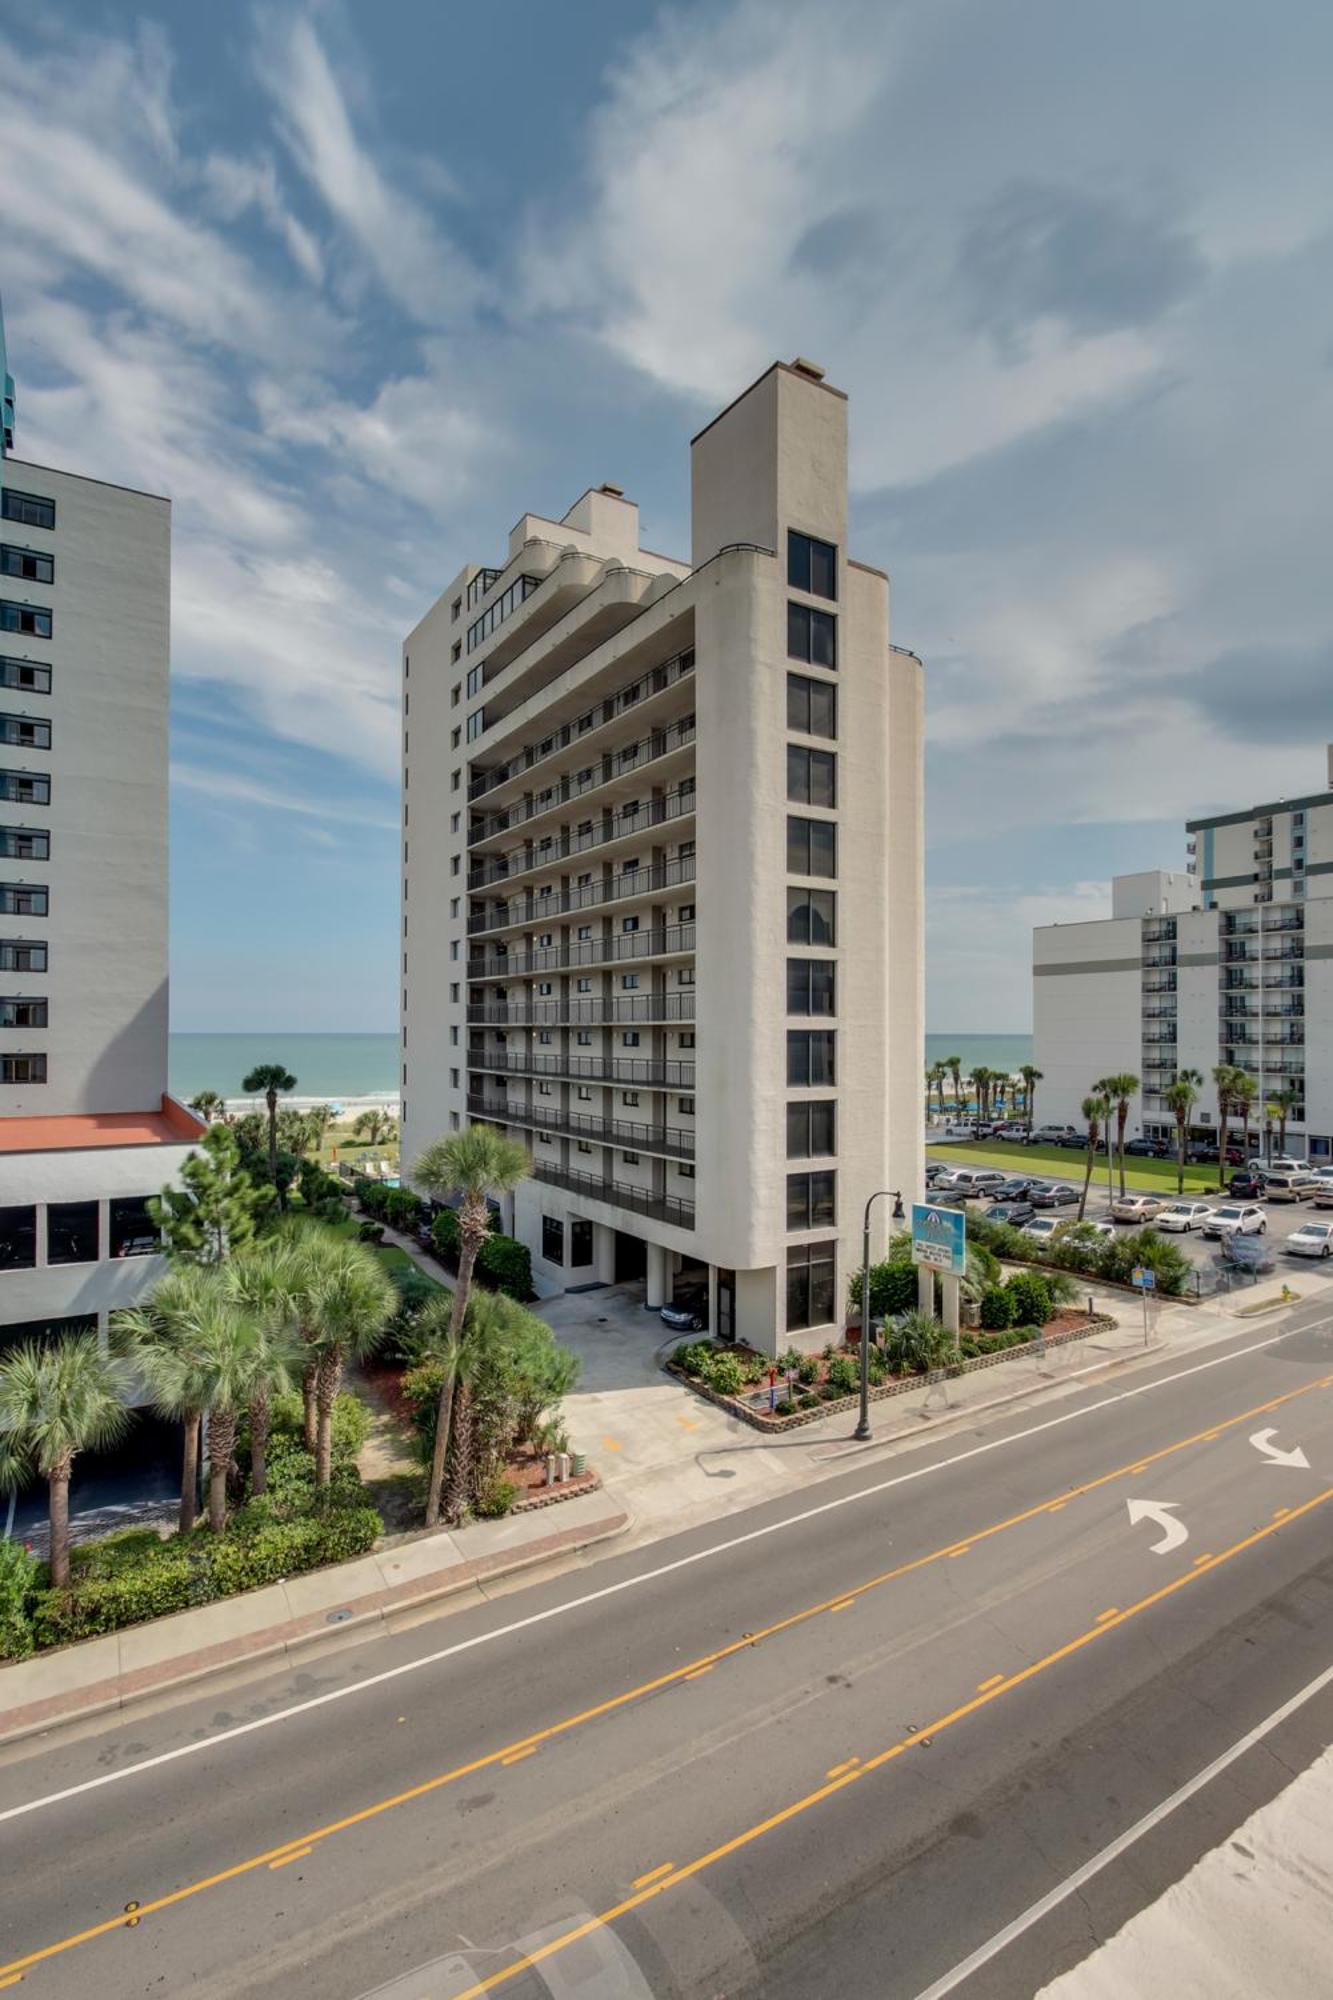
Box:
401, 361, 924, 1355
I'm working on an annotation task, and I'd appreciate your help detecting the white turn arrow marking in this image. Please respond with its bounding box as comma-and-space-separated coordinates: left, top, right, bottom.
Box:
1126, 1498, 1189, 1554
1250, 1428, 1310, 1469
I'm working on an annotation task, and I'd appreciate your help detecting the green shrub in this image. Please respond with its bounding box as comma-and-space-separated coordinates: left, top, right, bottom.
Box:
267, 1389, 370, 1460
1005, 1270, 1053, 1326
774, 1397, 796, 1417
884, 1309, 952, 1374
32, 1547, 198, 1646
796, 1354, 820, 1385
359, 1220, 385, 1244
827, 1354, 859, 1394
701, 1351, 746, 1396
1096, 1227, 1191, 1296
475, 1476, 519, 1520
979, 1284, 1013, 1331
357, 1179, 391, 1220
476, 1232, 532, 1300
736, 1348, 767, 1385
0, 1536, 38, 1660
384, 1188, 423, 1233
778, 1346, 804, 1374
849, 1258, 921, 1320
431, 1206, 461, 1265
672, 1340, 713, 1378
799, 1392, 820, 1410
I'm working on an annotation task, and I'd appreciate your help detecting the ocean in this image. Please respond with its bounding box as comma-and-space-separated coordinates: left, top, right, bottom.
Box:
169, 1030, 1034, 1105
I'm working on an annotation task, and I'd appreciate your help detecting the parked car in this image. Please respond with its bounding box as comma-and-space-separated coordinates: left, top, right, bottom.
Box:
940, 1168, 1007, 1198
1228, 1171, 1266, 1199
1124, 1136, 1169, 1158
1188, 1142, 1244, 1166
1111, 1192, 1164, 1223
984, 1201, 1036, 1226
1029, 1124, 1079, 1147
1267, 1155, 1307, 1171
1054, 1130, 1106, 1149
1021, 1216, 1066, 1243
1221, 1232, 1276, 1274
1156, 1200, 1214, 1232
924, 1161, 949, 1186
994, 1123, 1030, 1144
994, 1174, 1038, 1200
1286, 1221, 1333, 1260
660, 1294, 707, 1332
1028, 1181, 1079, 1209
1262, 1169, 1320, 1204
1201, 1203, 1267, 1239
1315, 1184, 1333, 1211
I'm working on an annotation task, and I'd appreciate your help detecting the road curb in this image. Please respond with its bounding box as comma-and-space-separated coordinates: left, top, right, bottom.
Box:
0, 1508, 631, 1749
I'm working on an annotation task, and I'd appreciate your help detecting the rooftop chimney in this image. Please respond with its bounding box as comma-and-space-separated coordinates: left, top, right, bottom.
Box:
790, 356, 826, 382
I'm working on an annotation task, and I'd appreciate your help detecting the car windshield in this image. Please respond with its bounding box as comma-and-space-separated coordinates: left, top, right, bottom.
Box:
1214, 1207, 1241, 1220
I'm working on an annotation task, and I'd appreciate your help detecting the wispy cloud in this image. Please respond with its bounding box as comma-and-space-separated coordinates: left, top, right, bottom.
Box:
171, 761, 398, 832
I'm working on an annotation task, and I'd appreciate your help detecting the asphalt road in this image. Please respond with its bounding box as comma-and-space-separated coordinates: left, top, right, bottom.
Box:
4, 1303, 1333, 1999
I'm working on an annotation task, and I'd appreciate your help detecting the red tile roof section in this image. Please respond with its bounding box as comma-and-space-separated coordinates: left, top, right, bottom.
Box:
0, 1095, 207, 1155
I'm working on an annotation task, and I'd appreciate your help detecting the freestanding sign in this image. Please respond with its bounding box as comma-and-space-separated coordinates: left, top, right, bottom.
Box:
911, 1202, 967, 1276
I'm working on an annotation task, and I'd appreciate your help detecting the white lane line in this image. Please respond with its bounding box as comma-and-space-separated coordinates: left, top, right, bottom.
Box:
2, 1317, 1327, 1827
913, 1656, 1333, 1999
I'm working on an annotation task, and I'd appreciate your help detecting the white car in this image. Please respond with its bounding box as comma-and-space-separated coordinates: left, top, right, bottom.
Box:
1201, 1203, 1267, 1239
1021, 1216, 1066, 1243
1111, 1192, 1164, 1224
1156, 1200, 1214, 1232
1287, 1221, 1333, 1260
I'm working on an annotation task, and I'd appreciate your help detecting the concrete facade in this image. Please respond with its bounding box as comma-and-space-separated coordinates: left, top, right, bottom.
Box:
401, 362, 924, 1355
1, 390, 200, 1345
1034, 753, 1333, 1162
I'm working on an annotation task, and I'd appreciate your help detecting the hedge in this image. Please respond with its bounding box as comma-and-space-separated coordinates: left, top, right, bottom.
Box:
428, 1208, 532, 1301
963, 1214, 1192, 1296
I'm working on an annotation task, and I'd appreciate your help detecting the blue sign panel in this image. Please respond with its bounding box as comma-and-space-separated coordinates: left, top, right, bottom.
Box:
911, 1202, 967, 1276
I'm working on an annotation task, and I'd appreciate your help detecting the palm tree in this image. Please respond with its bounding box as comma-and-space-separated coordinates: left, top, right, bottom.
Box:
1077, 1094, 1109, 1219
0, 1336, 132, 1587
1272, 1085, 1300, 1158
305, 1103, 336, 1153
1095, 1073, 1140, 1196
412, 1126, 530, 1527
1165, 1069, 1203, 1194
946, 1056, 963, 1113
1233, 1070, 1258, 1162
1212, 1063, 1241, 1189
241, 1063, 298, 1184
225, 1243, 302, 1497
971, 1066, 990, 1123
1263, 1099, 1279, 1163
927, 1062, 948, 1118
1019, 1065, 1043, 1137
114, 1264, 223, 1533
408, 1290, 492, 1528
292, 1231, 395, 1487
188, 1089, 225, 1124
353, 1107, 395, 1148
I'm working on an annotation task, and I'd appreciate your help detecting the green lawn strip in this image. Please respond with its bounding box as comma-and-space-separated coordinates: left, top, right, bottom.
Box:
927, 1139, 1221, 1196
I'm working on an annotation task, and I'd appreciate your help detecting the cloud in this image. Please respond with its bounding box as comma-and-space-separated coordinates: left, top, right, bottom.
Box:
927, 881, 1112, 1031
201, 150, 325, 283
172, 761, 398, 831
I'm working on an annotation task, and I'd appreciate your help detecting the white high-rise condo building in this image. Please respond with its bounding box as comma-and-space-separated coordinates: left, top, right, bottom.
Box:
1033, 748, 1333, 1162
0, 302, 202, 1347
401, 361, 924, 1355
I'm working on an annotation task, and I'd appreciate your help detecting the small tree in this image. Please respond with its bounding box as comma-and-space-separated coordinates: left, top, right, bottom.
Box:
1233, 1070, 1258, 1162
1164, 1069, 1202, 1194
1095, 1073, 1139, 1196
188, 1089, 225, 1124
1077, 1094, 1109, 1219
1272, 1085, 1300, 1158
1019, 1064, 1043, 1135
946, 1055, 963, 1113
1212, 1062, 1241, 1190
149, 1123, 274, 1264
354, 1108, 396, 1148
0, 1337, 132, 1588
241, 1062, 298, 1187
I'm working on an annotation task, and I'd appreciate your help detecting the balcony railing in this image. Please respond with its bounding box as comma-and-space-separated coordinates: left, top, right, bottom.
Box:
468, 856, 696, 938
468, 1048, 695, 1088
468, 1093, 695, 1160
1143, 949, 1178, 968
469, 922, 695, 981
1142, 921, 1177, 944
531, 1158, 694, 1231
1263, 912, 1304, 932
469, 718, 696, 846
467, 993, 696, 1027
469, 785, 697, 890
468, 647, 696, 803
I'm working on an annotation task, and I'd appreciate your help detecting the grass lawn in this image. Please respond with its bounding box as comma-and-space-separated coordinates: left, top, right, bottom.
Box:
927, 1138, 1224, 1196
318, 1211, 446, 1291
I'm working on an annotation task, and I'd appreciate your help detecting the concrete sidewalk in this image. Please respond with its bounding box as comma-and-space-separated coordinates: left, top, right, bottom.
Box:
0, 1487, 627, 1746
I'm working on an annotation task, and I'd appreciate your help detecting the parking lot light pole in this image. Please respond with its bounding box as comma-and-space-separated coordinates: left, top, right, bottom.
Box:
856, 1188, 906, 1442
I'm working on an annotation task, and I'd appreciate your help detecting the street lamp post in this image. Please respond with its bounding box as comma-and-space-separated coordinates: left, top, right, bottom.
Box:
856, 1187, 906, 1442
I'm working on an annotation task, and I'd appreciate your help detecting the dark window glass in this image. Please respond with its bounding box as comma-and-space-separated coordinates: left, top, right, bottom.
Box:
0, 603, 52, 639
788, 531, 837, 600
0, 715, 50, 750
786, 1170, 836, 1231
787, 1029, 836, 1086
0, 828, 48, 860
0, 490, 55, 531
0, 884, 48, 917
0, 1204, 37, 1269
47, 1201, 99, 1266
0, 546, 54, 585
542, 1214, 565, 1264
0, 770, 49, 805
787, 603, 837, 669
0, 655, 51, 695
786, 673, 836, 738
0, 1051, 44, 1083
786, 1240, 837, 1330
0, 940, 46, 972
787, 816, 837, 879
0, 997, 46, 1027
786, 960, 835, 1017
570, 1219, 593, 1266
786, 746, 836, 809
109, 1197, 158, 1259
786, 888, 836, 946
786, 1099, 837, 1158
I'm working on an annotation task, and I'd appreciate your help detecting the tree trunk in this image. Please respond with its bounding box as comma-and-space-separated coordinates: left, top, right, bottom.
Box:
303, 1356, 318, 1451
207, 1409, 236, 1534
250, 1388, 270, 1497
444, 1380, 474, 1527
449, 1235, 480, 1341
1217, 1098, 1229, 1190
315, 1351, 342, 1489
1078, 1138, 1096, 1220
1117, 1103, 1129, 1196
424, 1364, 457, 1529
1176, 1120, 1186, 1195
179, 1410, 201, 1534
48, 1456, 72, 1590
267, 1089, 278, 1184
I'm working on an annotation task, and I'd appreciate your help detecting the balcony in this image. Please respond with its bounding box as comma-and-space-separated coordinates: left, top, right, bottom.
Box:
1141, 1028, 1178, 1045
1263, 913, 1304, 932
469, 719, 696, 852
468, 921, 695, 981
1142, 920, 1177, 944
529, 1158, 694, 1231
467, 993, 695, 1027
468, 647, 695, 804
1143, 949, 1178, 969
1223, 916, 1258, 937
467, 1048, 695, 1089
1141, 1004, 1178, 1019
468, 855, 695, 939
469, 785, 697, 891
1142, 975, 1177, 994
467, 1092, 695, 1161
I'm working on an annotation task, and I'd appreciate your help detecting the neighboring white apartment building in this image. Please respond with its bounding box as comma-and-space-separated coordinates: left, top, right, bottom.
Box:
0, 304, 202, 1346
1033, 751, 1333, 1161
401, 360, 924, 1354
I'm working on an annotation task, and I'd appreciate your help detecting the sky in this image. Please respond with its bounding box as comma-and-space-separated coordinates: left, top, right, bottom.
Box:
1, 0, 1329, 1034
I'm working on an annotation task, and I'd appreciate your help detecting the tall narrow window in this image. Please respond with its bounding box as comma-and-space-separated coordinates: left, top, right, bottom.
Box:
786, 746, 836, 809
786, 960, 835, 1017
788, 531, 837, 599
787, 603, 836, 669
787, 673, 836, 738
787, 816, 837, 879
786, 1171, 836, 1230
787, 1029, 836, 1086
786, 1100, 836, 1159
787, 889, 836, 946
786, 1241, 836, 1330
